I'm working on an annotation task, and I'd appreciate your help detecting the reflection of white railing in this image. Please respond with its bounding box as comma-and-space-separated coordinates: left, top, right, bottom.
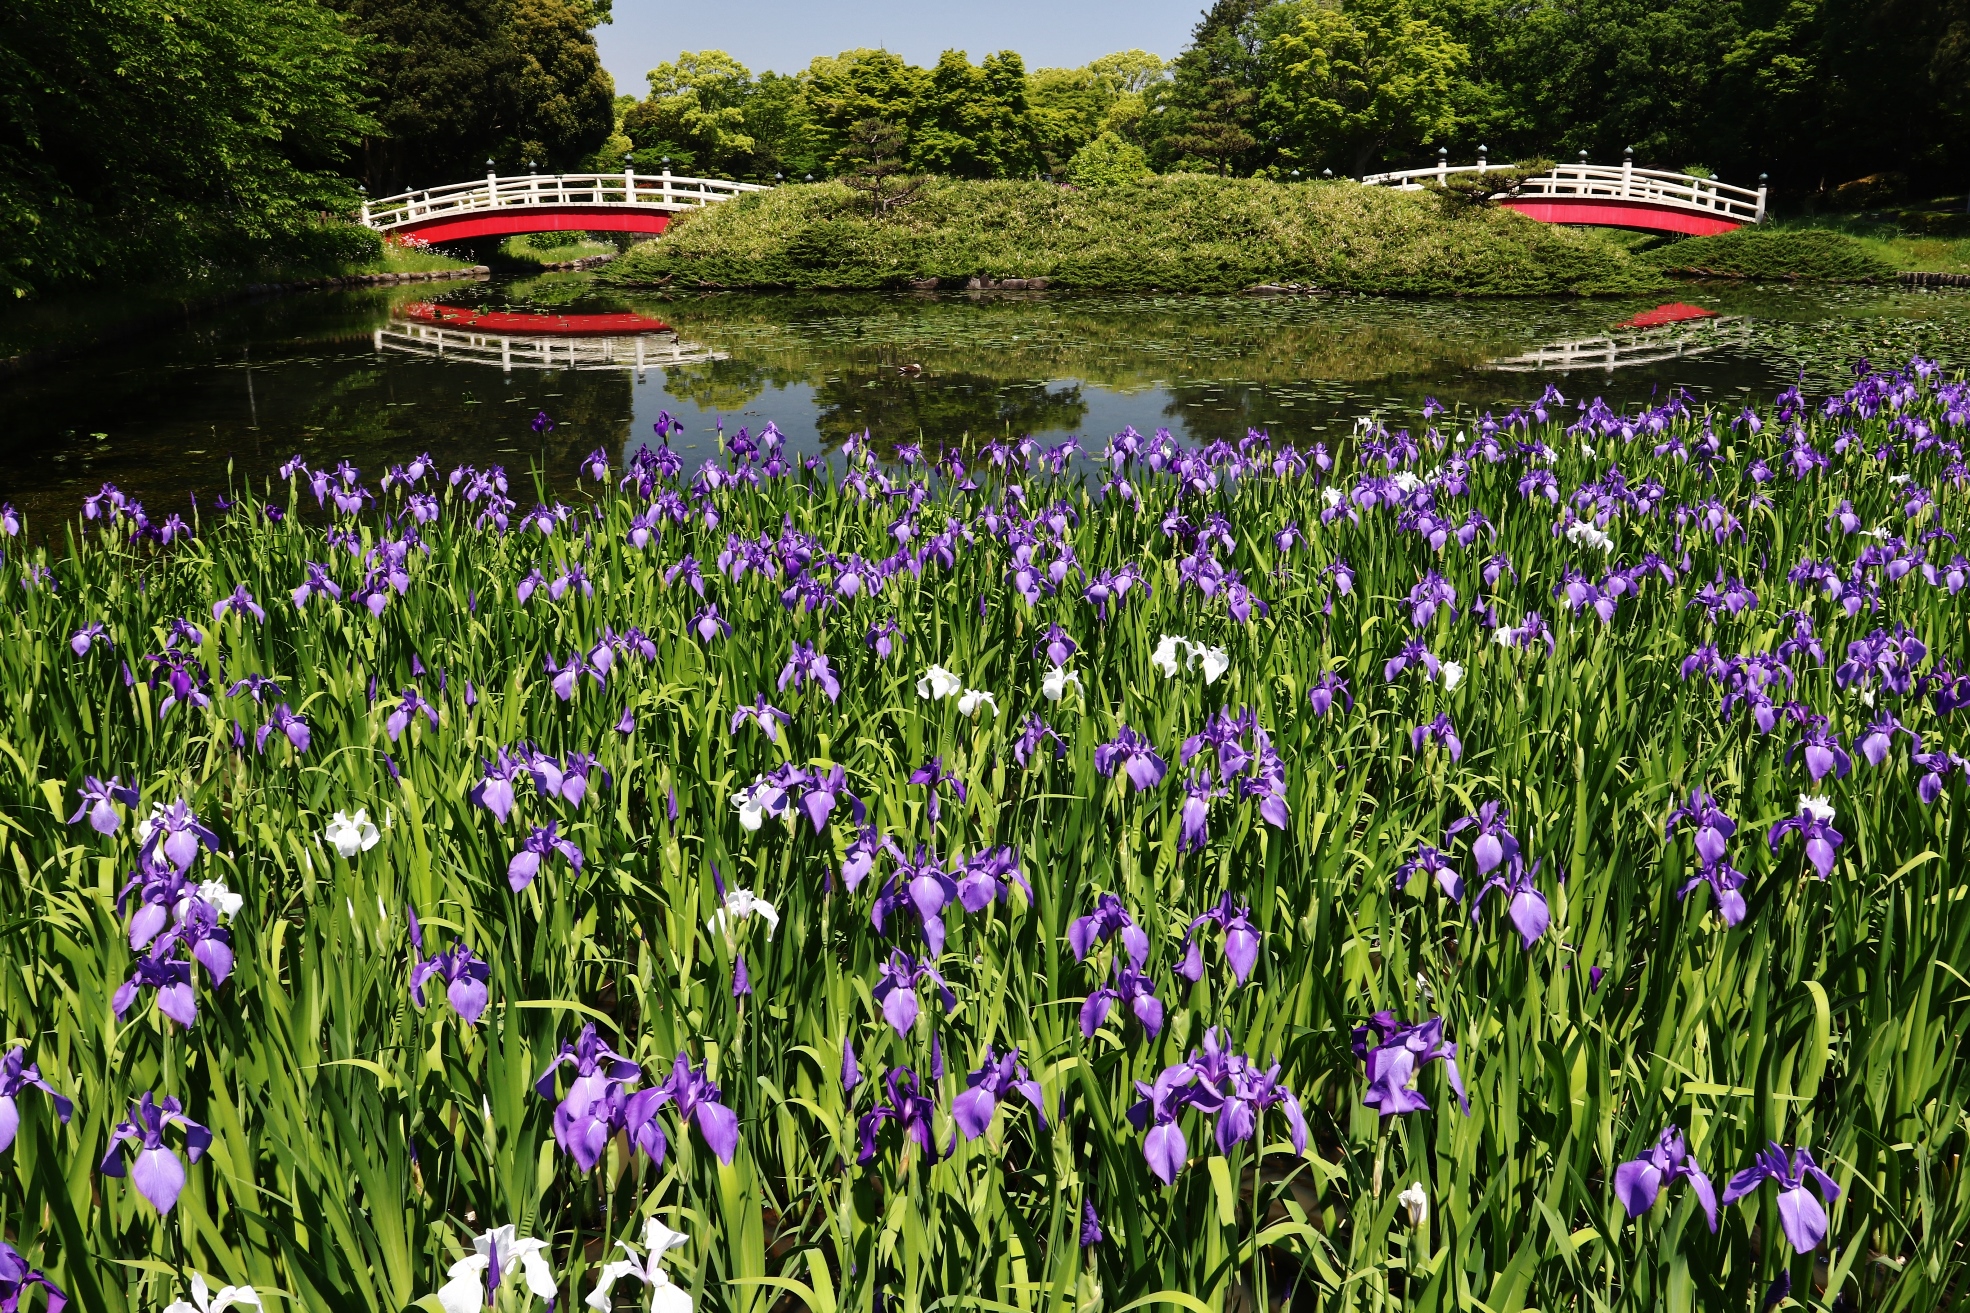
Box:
374, 325, 727, 373
1361, 156, 1766, 224
1484, 316, 1752, 372
360, 170, 767, 230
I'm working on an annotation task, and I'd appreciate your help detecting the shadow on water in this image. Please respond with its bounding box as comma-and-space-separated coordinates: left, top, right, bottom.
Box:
4, 268, 1970, 524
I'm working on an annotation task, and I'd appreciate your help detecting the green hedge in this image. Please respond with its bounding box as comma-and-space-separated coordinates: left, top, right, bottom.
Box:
608, 175, 1667, 296
1644, 227, 1897, 282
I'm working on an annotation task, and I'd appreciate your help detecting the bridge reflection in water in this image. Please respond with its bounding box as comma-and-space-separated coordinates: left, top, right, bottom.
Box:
1485, 309, 1752, 374
374, 305, 726, 376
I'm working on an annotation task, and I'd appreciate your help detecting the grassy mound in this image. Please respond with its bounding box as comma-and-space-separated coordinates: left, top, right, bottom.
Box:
1644, 227, 1898, 281
609, 175, 1664, 296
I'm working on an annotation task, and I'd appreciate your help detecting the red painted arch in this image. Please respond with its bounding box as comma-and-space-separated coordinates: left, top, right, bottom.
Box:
390, 206, 673, 244
1501, 198, 1743, 236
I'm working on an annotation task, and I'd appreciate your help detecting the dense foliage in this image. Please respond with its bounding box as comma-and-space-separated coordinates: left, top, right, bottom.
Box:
1, 361, 1969, 1310
0, 0, 375, 297
606, 176, 1661, 295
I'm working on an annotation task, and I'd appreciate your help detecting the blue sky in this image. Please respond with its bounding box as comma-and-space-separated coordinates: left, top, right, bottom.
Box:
596, 0, 1204, 93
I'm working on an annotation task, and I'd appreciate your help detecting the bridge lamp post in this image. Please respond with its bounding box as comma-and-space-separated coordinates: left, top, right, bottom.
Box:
1623, 145, 1633, 195
1477, 145, 1487, 174
1759, 173, 1770, 223
1437, 145, 1448, 186
358, 183, 369, 227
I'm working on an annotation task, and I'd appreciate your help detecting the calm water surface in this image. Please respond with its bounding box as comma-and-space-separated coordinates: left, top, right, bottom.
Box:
4, 272, 1970, 523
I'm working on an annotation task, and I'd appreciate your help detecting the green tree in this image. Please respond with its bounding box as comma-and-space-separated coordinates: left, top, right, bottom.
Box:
912, 50, 1041, 178
1028, 51, 1167, 171
803, 48, 927, 170
623, 50, 757, 175
1160, 75, 1258, 174
1259, 0, 1468, 175
0, 0, 375, 294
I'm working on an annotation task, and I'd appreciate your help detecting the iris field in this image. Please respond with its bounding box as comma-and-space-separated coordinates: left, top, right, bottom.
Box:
1, 362, 1968, 1312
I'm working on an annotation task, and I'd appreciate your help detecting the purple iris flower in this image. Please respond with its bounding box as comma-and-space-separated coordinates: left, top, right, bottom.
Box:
777, 642, 841, 702
871, 949, 957, 1036
1068, 894, 1149, 969
508, 821, 584, 890
1410, 714, 1463, 761
291, 561, 342, 608
951, 1046, 1048, 1141
1080, 1201, 1104, 1246
1384, 638, 1440, 682
1396, 843, 1462, 901
954, 846, 1030, 911
1858, 712, 1917, 767
1094, 725, 1167, 792
864, 617, 904, 660
1080, 961, 1164, 1038
255, 704, 311, 753
1665, 790, 1736, 866
1720, 1143, 1842, 1252
1787, 722, 1852, 781
1177, 768, 1224, 853
532, 750, 606, 808
211, 584, 266, 624
385, 686, 438, 742
856, 1067, 947, 1164
1176, 893, 1260, 983
1013, 713, 1066, 768
1307, 672, 1352, 717
411, 944, 492, 1025
1126, 1063, 1204, 1185
68, 776, 138, 835
139, 800, 219, 874
469, 750, 530, 823
1033, 624, 1078, 666
1471, 855, 1550, 947
0, 1240, 65, 1313
690, 603, 731, 643
732, 690, 791, 741
1678, 858, 1751, 926
0, 1047, 73, 1152
70, 623, 110, 656
1614, 1126, 1718, 1230
1913, 750, 1970, 804
112, 947, 200, 1028
625, 1050, 740, 1166
1353, 1013, 1469, 1117
907, 756, 968, 822
1445, 801, 1517, 876
535, 1024, 643, 1171
100, 1092, 210, 1215
1768, 799, 1843, 879
226, 673, 282, 703
1406, 571, 1457, 626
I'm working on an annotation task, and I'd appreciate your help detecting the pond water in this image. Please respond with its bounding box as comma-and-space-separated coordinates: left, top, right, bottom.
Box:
4, 270, 1970, 524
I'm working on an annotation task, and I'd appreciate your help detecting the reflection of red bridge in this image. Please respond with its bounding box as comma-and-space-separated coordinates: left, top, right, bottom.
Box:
401, 303, 672, 335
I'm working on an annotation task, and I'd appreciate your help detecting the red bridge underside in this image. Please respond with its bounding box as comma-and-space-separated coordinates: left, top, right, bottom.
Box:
1501, 198, 1743, 237
390, 206, 673, 245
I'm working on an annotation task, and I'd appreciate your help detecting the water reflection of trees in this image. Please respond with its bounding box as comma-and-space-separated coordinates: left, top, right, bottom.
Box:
812, 371, 1086, 453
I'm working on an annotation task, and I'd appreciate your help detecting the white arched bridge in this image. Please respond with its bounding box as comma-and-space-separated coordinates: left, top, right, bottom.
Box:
359, 166, 767, 244
1361, 151, 1766, 236
359, 152, 1764, 247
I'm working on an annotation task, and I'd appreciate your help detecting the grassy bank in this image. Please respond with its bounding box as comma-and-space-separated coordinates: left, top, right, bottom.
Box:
607, 175, 1667, 296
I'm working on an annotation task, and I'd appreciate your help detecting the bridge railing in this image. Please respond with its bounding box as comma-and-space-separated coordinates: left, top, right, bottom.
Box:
361, 171, 770, 230
1359, 158, 1765, 224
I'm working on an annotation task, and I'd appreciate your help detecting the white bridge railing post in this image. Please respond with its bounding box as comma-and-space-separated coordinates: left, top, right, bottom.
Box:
1622, 146, 1633, 200
1755, 173, 1768, 223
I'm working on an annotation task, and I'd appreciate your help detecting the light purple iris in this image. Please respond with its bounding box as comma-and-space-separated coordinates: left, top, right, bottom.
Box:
777, 642, 841, 702
951, 1046, 1048, 1140
1396, 843, 1462, 901
68, 776, 137, 835
1081, 961, 1163, 1038
211, 584, 266, 624
535, 1023, 643, 1171
1406, 570, 1457, 626
1033, 624, 1077, 666
1410, 714, 1463, 761
1353, 1013, 1469, 1117
291, 561, 342, 609
1769, 801, 1844, 879
1470, 855, 1550, 948
871, 949, 957, 1036
1665, 789, 1736, 866
1913, 750, 1970, 804
856, 1067, 947, 1164
1384, 638, 1440, 682
1013, 713, 1065, 768
1176, 893, 1260, 984
1306, 672, 1352, 717
1445, 800, 1518, 876
864, 618, 904, 660
907, 756, 968, 822
256, 704, 311, 754
1787, 722, 1852, 781
1678, 858, 1751, 926
954, 845, 1029, 911
1613, 1126, 1717, 1230
690, 603, 731, 643
625, 1050, 741, 1166
0, 1047, 74, 1152
139, 799, 219, 874
469, 750, 531, 823
1094, 725, 1167, 792
1177, 768, 1224, 853
411, 944, 492, 1025
1125, 1027, 1307, 1185
100, 1092, 210, 1215
70, 623, 111, 656
1068, 894, 1149, 969
508, 822, 584, 890
0, 1241, 65, 1313
1720, 1143, 1841, 1252
385, 686, 438, 742
1858, 712, 1917, 767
